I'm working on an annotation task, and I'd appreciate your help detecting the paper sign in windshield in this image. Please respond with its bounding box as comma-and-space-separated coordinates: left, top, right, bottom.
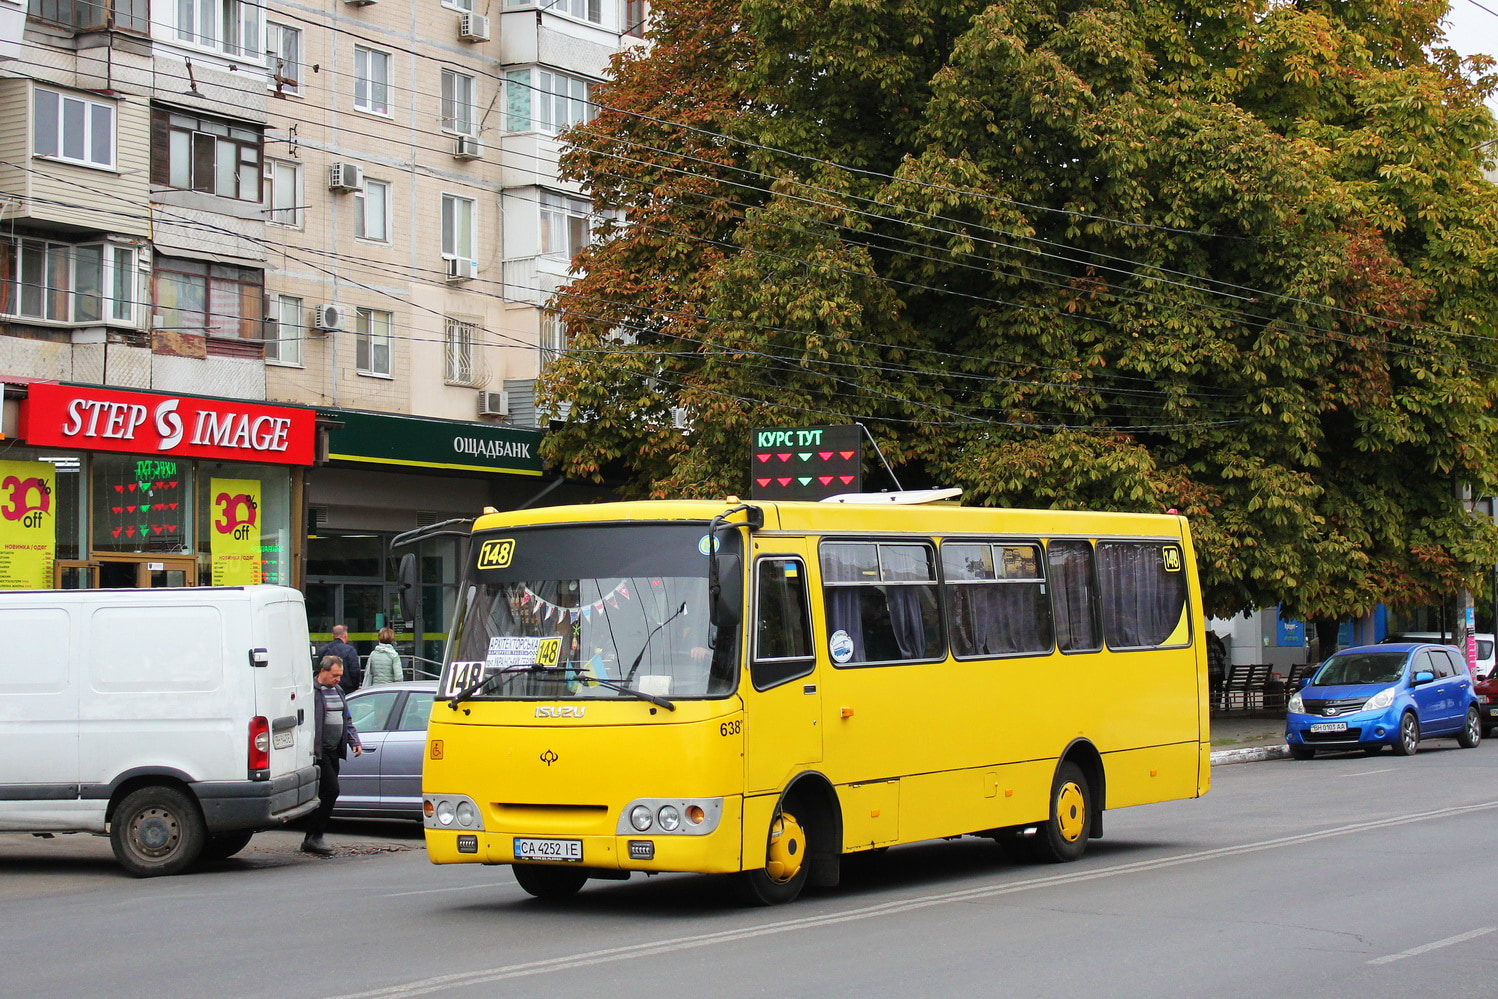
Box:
487, 635, 562, 669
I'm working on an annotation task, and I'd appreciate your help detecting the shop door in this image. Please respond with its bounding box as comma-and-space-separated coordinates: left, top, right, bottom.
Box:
93, 554, 197, 588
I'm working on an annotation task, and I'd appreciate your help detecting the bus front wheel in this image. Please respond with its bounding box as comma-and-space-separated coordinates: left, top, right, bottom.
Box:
512, 864, 587, 900
738, 810, 808, 905
1030, 762, 1091, 864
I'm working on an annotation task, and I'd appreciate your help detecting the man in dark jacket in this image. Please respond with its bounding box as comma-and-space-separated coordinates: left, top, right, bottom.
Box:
303, 655, 364, 855
318, 624, 363, 693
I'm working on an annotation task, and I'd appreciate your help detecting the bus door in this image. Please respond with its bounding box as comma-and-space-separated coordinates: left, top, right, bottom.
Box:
744, 553, 821, 793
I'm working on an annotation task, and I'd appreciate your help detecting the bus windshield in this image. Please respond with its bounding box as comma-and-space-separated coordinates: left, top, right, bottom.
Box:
443, 523, 740, 701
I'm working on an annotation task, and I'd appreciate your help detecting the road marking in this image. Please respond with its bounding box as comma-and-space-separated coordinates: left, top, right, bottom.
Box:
325, 799, 1498, 999
1367, 926, 1497, 965
1343, 768, 1396, 777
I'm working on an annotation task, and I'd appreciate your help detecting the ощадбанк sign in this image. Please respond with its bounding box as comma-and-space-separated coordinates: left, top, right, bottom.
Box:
21, 382, 316, 466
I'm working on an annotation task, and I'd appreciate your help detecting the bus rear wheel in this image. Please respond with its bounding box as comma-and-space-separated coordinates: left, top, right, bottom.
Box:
512, 864, 587, 900
738, 810, 807, 905
1030, 762, 1091, 864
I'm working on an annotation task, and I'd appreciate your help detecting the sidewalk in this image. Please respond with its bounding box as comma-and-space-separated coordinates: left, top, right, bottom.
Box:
1209, 711, 1289, 765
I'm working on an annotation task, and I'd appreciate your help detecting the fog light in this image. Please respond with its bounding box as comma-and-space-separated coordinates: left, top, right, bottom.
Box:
657, 805, 681, 831
630, 805, 653, 831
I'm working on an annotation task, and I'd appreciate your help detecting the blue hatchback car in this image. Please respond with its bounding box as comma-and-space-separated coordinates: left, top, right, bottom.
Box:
1285, 643, 1482, 759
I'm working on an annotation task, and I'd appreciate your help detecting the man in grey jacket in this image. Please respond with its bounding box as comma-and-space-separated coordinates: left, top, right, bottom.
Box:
303, 656, 364, 856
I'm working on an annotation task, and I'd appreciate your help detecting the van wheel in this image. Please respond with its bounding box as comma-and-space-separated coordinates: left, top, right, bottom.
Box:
511, 865, 587, 900
200, 831, 255, 862
110, 786, 206, 877
1029, 762, 1091, 864
737, 809, 808, 905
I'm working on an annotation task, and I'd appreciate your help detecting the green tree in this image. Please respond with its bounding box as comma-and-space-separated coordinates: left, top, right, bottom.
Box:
540, 0, 1498, 620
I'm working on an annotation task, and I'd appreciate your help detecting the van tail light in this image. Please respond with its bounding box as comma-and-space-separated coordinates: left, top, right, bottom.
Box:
248, 716, 271, 780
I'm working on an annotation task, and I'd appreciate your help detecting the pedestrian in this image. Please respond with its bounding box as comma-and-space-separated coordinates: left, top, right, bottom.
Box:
366, 627, 404, 684
303, 655, 363, 856
318, 623, 363, 693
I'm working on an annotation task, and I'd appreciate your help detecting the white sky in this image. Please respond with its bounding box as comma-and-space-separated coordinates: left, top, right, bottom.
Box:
1443, 0, 1498, 62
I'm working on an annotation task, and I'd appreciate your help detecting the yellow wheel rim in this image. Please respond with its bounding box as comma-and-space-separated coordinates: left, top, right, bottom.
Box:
765, 811, 804, 883
1056, 782, 1086, 843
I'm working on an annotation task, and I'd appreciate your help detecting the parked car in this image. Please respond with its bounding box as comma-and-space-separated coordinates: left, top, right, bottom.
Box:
1379, 631, 1495, 678
335, 681, 437, 819
1475, 672, 1498, 737
1285, 643, 1481, 759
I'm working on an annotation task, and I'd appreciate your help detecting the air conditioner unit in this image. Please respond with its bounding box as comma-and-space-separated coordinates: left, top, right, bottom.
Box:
327, 162, 363, 192
343, 0, 376, 6
670, 406, 691, 430
477, 390, 509, 417
458, 12, 490, 41
312, 304, 345, 332
445, 257, 477, 282
453, 134, 482, 160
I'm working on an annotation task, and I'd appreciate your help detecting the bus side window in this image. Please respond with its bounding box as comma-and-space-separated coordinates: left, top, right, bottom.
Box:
751, 557, 815, 690
1048, 540, 1101, 653
1096, 542, 1188, 649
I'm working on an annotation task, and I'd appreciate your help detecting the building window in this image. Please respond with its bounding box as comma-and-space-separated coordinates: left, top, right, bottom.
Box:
441, 195, 475, 261
266, 159, 301, 227
176, 0, 262, 57
505, 69, 594, 134
33, 88, 115, 169
505, 0, 600, 22
539, 191, 593, 259
28, 0, 148, 34
266, 294, 304, 365
266, 22, 302, 95
153, 255, 263, 338
443, 0, 474, 15
0, 238, 136, 325
355, 46, 392, 116
355, 179, 391, 242
151, 109, 263, 202
624, 0, 646, 37
355, 307, 392, 376
440, 69, 476, 135
539, 310, 567, 370
445, 316, 476, 385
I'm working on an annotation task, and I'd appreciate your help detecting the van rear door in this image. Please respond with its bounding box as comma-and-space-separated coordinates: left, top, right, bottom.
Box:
0, 599, 81, 827
252, 588, 315, 777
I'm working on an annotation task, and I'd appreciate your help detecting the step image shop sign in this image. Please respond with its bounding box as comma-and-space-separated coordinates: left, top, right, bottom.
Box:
22, 383, 315, 465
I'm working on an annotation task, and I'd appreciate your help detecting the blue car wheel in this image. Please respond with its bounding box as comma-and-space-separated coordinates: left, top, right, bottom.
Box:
1392, 712, 1420, 756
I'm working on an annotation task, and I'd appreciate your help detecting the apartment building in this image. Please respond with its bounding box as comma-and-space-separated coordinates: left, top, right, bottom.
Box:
0, 0, 634, 657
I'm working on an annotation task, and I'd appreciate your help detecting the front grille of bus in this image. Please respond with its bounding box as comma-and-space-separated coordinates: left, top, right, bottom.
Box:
492, 802, 610, 833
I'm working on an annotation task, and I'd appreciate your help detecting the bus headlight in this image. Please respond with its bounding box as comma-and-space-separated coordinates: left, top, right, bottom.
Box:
436, 800, 456, 826
630, 805, 654, 831
456, 801, 478, 827
617, 798, 724, 836
423, 794, 485, 832
657, 805, 681, 831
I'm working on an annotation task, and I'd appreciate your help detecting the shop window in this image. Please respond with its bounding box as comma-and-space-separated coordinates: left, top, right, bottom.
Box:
92, 454, 190, 553
0, 237, 136, 325
151, 108, 264, 203
153, 255, 264, 339
33, 87, 115, 169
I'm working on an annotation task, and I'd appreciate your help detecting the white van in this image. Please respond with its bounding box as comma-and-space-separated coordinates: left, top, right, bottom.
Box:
0, 585, 319, 876
1380, 631, 1497, 678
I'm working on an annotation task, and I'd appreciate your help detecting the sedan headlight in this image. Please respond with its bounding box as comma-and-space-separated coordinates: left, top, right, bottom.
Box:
1362, 686, 1396, 712
1287, 692, 1303, 714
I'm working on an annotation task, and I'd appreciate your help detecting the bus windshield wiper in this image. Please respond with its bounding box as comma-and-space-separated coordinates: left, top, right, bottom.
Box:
447, 663, 549, 709
572, 671, 676, 711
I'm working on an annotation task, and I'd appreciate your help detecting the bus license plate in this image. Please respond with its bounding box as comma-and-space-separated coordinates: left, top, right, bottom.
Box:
1309, 722, 1347, 733
514, 837, 583, 862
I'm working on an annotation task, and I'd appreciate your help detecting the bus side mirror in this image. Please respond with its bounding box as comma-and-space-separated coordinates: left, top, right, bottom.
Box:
710, 553, 742, 634
397, 553, 419, 623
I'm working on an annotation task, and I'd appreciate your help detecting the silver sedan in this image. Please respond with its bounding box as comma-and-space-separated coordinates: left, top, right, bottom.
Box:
335, 680, 437, 819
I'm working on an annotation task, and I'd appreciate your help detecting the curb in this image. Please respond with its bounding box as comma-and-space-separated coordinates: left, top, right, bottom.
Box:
1210, 744, 1290, 766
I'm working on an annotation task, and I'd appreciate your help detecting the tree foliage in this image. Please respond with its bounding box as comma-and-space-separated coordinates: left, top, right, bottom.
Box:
539, 0, 1498, 619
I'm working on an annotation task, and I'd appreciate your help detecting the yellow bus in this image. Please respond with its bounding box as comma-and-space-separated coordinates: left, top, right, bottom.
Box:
421, 493, 1210, 903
